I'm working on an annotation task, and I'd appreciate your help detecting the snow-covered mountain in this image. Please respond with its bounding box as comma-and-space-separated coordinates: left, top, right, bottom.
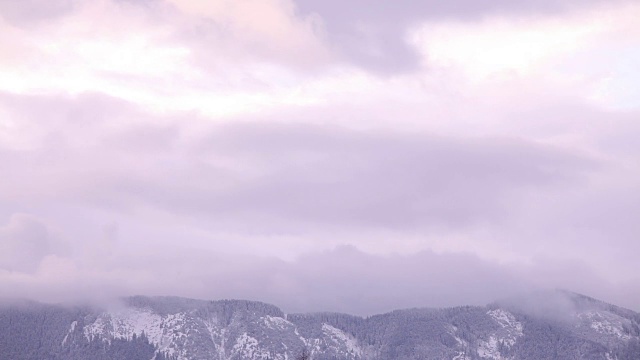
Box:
82, 297, 361, 360
1, 290, 639, 360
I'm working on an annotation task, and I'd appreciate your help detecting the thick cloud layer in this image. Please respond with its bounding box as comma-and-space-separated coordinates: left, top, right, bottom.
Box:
0, 91, 599, 234
293, 0, 633, 72
1, 0, 639, 313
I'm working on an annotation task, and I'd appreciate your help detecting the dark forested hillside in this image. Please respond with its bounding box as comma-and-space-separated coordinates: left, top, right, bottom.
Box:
0, 291, 639, 360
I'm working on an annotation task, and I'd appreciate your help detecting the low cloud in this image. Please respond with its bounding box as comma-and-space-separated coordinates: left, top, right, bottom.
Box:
0, 230, 636, 315
0, 214, 59, 273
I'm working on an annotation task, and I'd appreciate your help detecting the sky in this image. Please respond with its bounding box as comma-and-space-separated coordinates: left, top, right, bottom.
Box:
0, 0, 639, 315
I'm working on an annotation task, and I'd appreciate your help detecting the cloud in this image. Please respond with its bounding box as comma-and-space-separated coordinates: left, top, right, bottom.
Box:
1, 89, 637, 268
0, 235, 636, 315
0, 0, 638, 315
0, 0, 77, 26
0, 0, 329, 119
0, 214, 55, 273
0, 91, 598, 234
184, 122, 596, 231
165, 0, 329, 67
293, 0, 634, 72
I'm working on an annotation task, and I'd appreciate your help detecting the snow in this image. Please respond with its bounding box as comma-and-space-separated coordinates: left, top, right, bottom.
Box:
84, 307, 168, 344
294, 328, 305, 343
322, 323, 362, 356
453, 352, 471, 360
477, 336, 502, 360
84, 307, 193, 359
487, 309, 523, 335
204, 319, 226, 360
263, 315, 293, 330
232, 333, 272, 359
233, 333, 259, 358
450, 326, 471, 360
80, 301, 364, 360
476, 310, 524, 359
61, 321, 78, 345
578, 311, 631, 340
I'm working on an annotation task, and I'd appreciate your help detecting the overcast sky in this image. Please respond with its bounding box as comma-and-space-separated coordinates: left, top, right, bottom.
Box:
1, 0, 639, 315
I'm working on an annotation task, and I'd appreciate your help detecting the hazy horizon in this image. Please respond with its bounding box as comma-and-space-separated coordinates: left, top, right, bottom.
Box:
0, 286, 619, 319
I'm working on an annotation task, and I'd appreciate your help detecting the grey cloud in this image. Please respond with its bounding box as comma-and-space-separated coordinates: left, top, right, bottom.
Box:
293, 0, 631, 73
1, 239, 636, 316
133, 122, 596, 232
0, 228, 540, 314
265, 246, 530, 314
0, 0, 638, 319
0, 91, 637, 314
0, 91, 599, 233
0, 0, 77, 26
108, 246, 640, 314
0, 214, 53, 273
497, 290, 589, 324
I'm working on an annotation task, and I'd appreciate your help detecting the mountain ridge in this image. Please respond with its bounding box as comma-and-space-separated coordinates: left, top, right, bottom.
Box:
1, 290, 639, 360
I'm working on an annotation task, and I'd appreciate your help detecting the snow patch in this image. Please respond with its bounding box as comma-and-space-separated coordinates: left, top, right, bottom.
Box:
451, 329, 471, 360
232, 332, 271, 359
477, 310, 524, 359
478, 336, 502, 359
488, 309, 523, 334
264, 315, 293, 330
61, 321, 78, 345
322, 323, 362, 356
84, 308, 195, 359
578, 311, 631, 340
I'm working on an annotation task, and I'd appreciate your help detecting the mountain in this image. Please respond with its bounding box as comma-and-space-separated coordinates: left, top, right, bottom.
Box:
1, 291, 639, 360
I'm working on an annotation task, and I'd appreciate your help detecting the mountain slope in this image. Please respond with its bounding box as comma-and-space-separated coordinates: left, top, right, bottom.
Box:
0, 291, 638, 360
